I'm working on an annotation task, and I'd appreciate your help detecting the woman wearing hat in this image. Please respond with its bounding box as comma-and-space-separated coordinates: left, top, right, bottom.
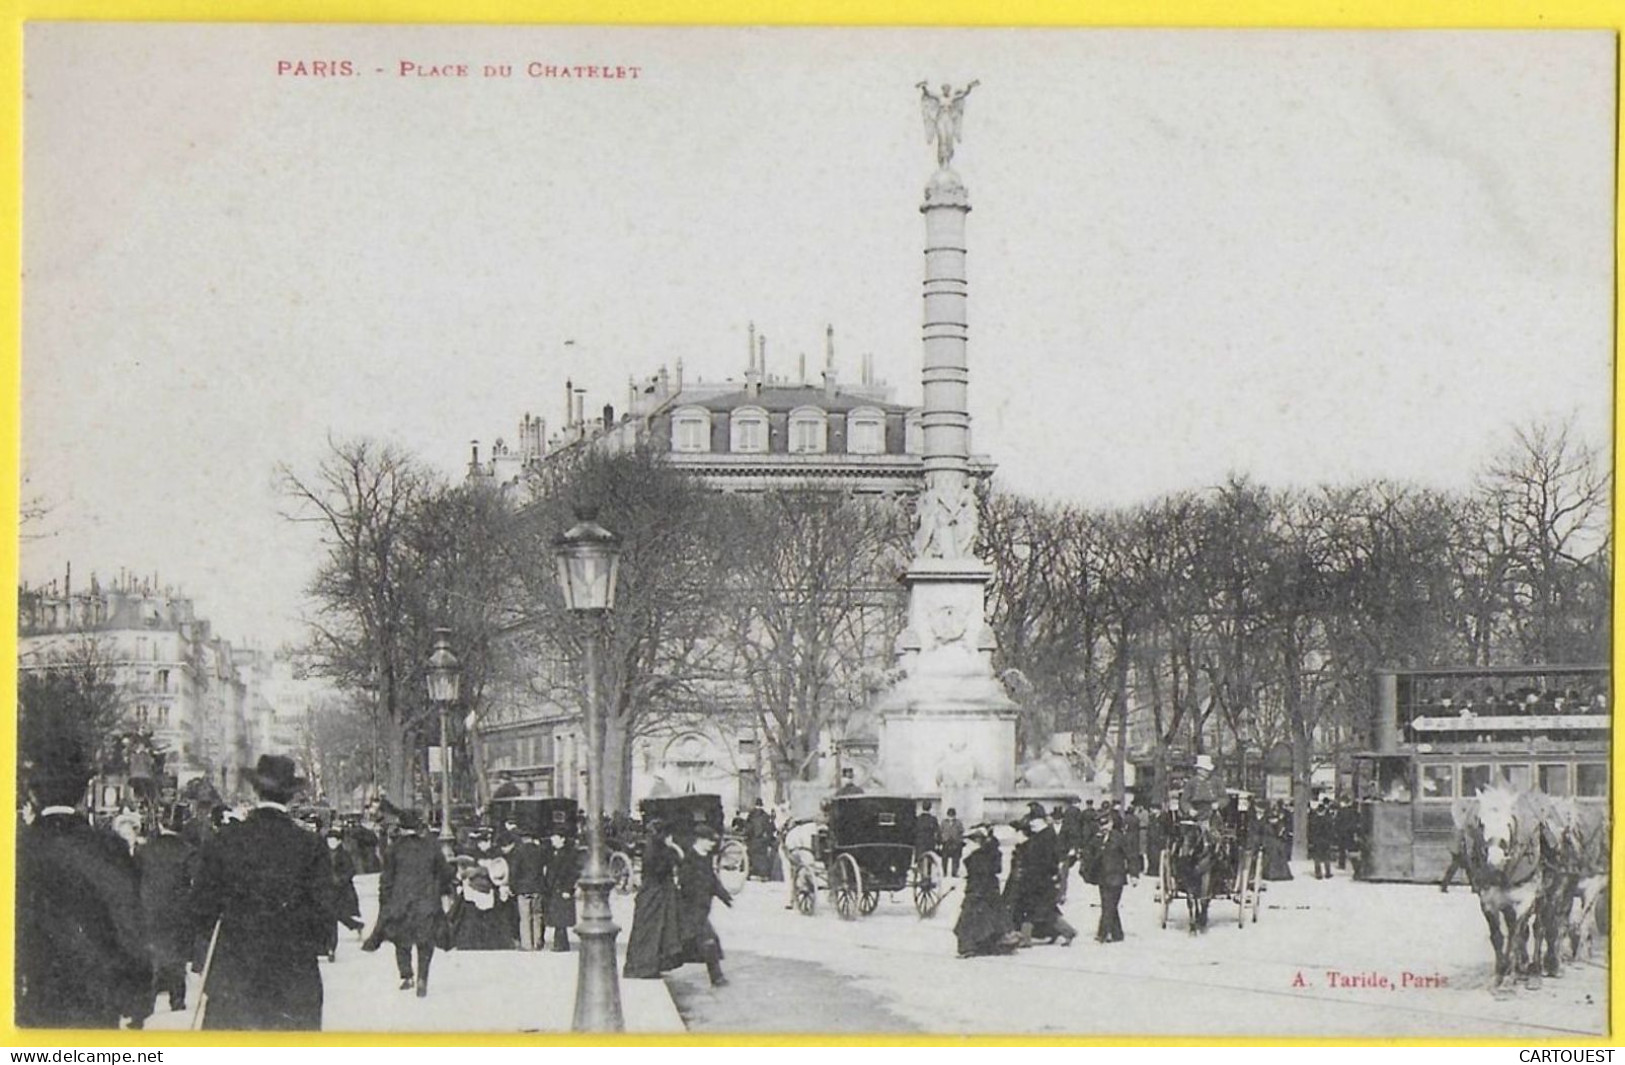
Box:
624, 819, 686, 978
953, 824, 1015, 957
1004, 808, 1076, 947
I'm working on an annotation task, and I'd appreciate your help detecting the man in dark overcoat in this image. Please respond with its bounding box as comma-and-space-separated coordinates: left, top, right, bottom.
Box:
914, 800, 941, 860
1309, 798, 1335, 879
323, 827, 363, 959
367, 809, 451, 996
743, 799, 776, 881
676, 826, 734, 986
507, 827, 547, 951
17, 755, 153, 1029
190, 755, 335, 1029
137, 807, 197, 1014
1094, 813, 1132, 943
541, 829, 580, 952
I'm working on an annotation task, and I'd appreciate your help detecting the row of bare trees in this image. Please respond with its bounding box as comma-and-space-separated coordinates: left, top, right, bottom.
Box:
983, 420, 1610, 846
283, 419, 1608, 821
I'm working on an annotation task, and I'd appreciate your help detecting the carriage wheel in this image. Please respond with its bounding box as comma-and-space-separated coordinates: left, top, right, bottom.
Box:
913, 851, 946, 919
793, 864, 819, 916
608, 850, 636, 896
860, 890, 881, 915
831, 853, 864, 920
716, 838, 749, 896
1159, 849, 1174, 930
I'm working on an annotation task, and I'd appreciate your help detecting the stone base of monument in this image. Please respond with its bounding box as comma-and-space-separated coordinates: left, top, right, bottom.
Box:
981, 791, 1103, 826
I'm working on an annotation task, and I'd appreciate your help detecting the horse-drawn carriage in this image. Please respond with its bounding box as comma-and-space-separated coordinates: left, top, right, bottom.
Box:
488, 795, 580, 843
1156, 810, 1264, 932
607, 793, 749, 896
786, 795, 949, 919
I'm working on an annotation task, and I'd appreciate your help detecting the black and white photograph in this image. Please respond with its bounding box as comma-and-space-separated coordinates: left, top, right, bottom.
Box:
15, 24, 1613, 1039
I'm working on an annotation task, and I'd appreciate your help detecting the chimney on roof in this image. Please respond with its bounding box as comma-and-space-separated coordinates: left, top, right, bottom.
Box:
627, 375, 637, 415
675, 358, 684, 394
746, 332, 764, 397
565, 378, 575, 428
798, 351, 806, 384
469, 440, 481, 475
822, 324, 838, 399
602, 403, 614, 429
747, 322, 756, 372
573, 388, 586, 428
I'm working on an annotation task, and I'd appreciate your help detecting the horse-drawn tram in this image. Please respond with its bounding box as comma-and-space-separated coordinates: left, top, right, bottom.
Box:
1353, 664, 1608, 883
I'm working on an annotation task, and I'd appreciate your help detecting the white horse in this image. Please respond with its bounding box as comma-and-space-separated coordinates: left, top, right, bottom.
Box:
1455, 784, 1546, 990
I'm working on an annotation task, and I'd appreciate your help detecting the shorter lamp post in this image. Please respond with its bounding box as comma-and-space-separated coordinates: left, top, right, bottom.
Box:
553, 507, 624, 1033
426, 629, 461, 842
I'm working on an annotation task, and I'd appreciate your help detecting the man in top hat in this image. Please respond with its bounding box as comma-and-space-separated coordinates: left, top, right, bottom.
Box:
369, 809, 452, 995
17, 745, 153, 1029
190, 755, 336, 1029
1180, 754, 1225, 824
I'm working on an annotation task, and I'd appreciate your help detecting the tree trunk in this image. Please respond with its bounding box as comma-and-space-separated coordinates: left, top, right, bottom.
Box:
601, 708, 631, 817
386, 714, 409, 806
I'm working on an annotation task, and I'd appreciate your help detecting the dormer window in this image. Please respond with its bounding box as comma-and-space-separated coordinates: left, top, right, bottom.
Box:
788, 407, 827, 454
848, 407, 885, 454
730, 407, 769, 454
671, 406, 712, 453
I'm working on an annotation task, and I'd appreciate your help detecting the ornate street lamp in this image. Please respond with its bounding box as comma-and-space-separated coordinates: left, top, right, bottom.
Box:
553, 506, 624, 1032
425, 629, 461, 842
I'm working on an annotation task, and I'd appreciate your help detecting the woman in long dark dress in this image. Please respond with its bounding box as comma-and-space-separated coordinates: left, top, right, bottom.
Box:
1262, 803, 1294, 881
953, 826, 1015, 957
623, 821, 686, 978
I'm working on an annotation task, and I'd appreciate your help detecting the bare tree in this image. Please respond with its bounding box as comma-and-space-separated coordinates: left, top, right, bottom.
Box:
282, 438, 439, 804
720, 489, 910, 796
1479, 418, 1611, 663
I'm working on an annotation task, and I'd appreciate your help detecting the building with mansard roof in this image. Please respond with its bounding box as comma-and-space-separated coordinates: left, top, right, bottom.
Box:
465, 326, 993, 813
467, 325, 992, 499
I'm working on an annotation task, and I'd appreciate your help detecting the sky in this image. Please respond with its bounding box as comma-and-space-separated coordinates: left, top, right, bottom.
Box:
19, 25, 1616, 649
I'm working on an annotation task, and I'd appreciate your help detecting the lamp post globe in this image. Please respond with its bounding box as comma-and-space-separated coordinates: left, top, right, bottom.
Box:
426, 629, 461, 842
552, 506, 625, 1032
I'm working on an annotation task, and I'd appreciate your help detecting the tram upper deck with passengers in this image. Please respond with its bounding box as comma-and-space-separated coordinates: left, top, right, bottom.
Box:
1352, 664, 1608, 882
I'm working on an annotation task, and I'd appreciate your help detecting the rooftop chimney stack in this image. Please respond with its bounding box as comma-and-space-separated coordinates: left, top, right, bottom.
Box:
746, 331, 764, 396
822, 324, 838, 398
564, 378, 575, 427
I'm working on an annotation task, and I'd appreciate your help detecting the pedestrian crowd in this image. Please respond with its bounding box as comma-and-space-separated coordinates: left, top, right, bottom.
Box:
16, 747, 607, 1032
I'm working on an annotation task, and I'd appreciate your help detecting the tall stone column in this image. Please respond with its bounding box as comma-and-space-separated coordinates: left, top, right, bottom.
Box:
875, 83, 1016, 824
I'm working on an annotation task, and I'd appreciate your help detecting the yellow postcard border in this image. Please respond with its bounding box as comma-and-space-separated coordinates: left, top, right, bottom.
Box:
0, 0, 1618, 1048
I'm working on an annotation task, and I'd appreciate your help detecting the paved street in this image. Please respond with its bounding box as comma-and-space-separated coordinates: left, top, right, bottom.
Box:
146, 863, 1604, 1038
674, 860, 1607, 1038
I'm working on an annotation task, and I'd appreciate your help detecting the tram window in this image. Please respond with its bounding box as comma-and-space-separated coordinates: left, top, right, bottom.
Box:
1419, 764, 1454, 799
1460, 764, 1494, 797
1500, 764, 1533, 791
1576, 763, 1608, 799
1538, 764, 1571, 796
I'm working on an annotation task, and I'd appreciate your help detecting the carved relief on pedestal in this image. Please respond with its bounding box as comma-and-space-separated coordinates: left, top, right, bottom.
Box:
912, 481, 978, 560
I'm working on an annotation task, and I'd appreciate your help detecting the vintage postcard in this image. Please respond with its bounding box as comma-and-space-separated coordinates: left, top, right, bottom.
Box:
13, 23, 1614, 1042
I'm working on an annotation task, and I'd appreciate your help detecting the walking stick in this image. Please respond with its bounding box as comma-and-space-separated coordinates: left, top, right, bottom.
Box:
190, 918, 222, 1032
